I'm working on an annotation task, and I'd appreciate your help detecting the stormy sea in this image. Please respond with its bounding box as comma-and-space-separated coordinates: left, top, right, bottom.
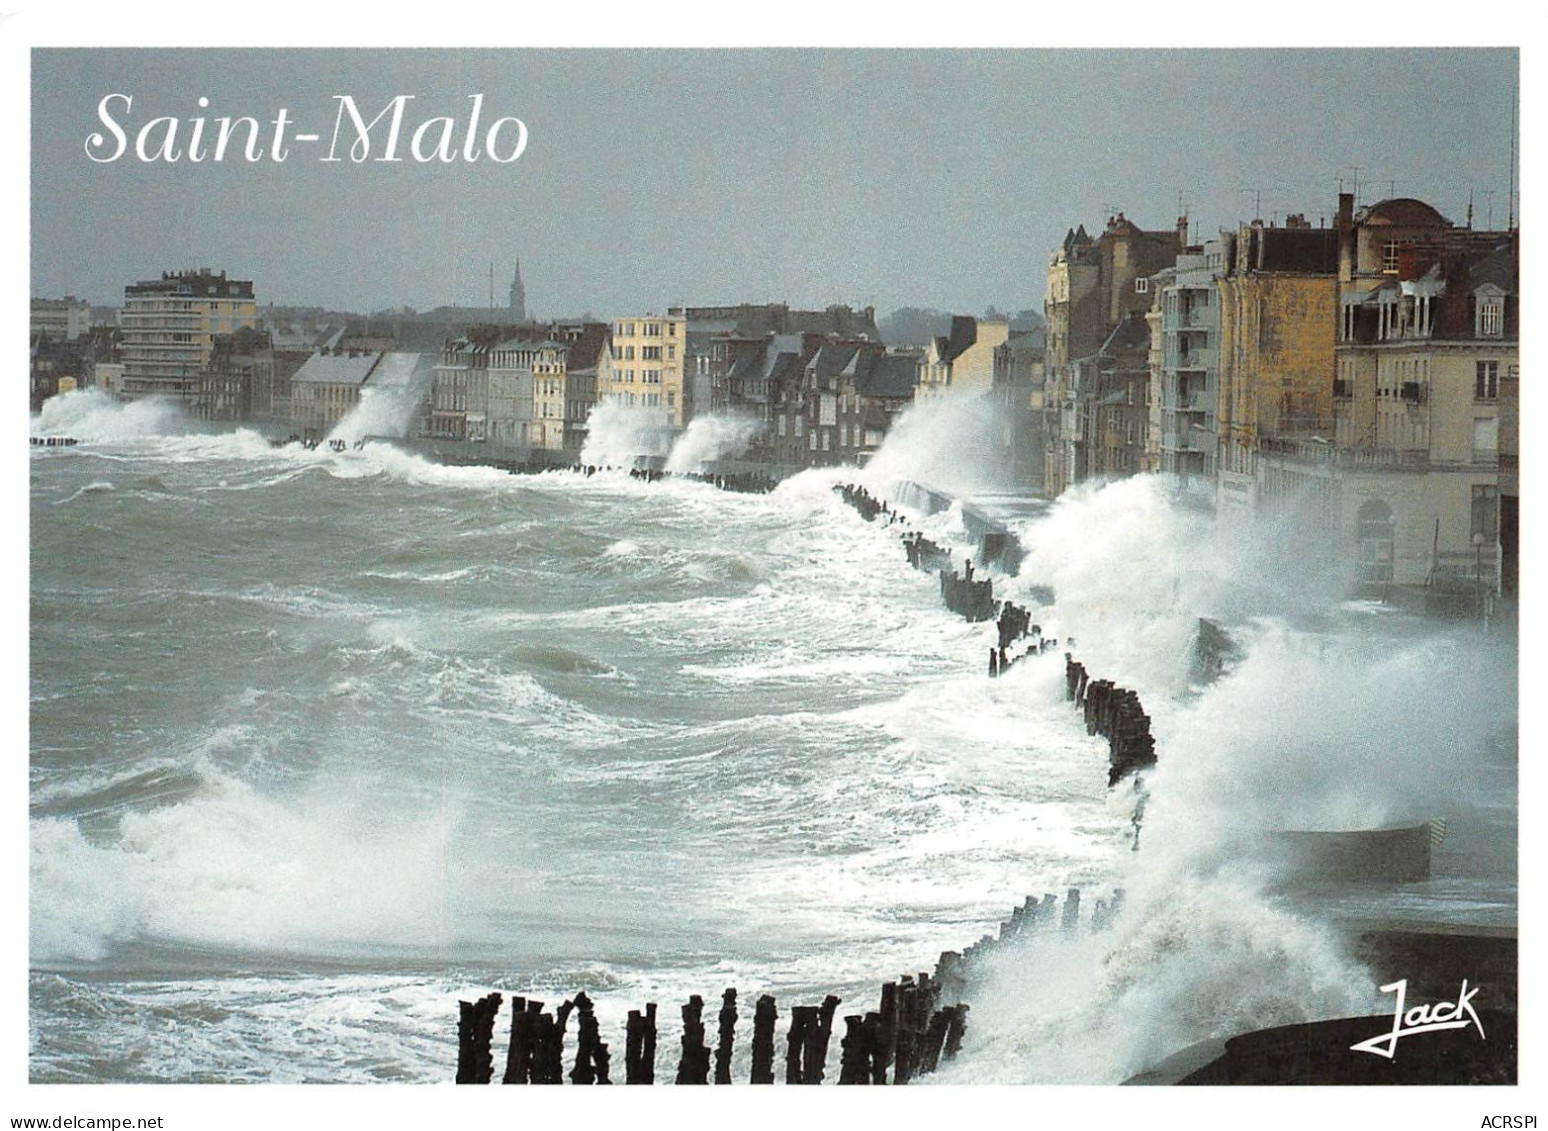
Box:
28, 389, 1516, 1084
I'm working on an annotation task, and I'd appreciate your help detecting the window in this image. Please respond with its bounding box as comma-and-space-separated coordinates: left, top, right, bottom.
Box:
1480, 300, 1503, 338
1473, 417, 1498, 458
821, 430, 831, 451
777, 415, 786, 437
1134, 278, 1149, 294
1475, 361, 1499, 400
1382, 241, 1405, 274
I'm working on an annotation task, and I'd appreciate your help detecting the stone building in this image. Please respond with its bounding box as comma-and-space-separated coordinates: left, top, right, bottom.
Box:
1214, 217, 1340, 518
914, 315, 1009, 401
1043, 214, 1185, 496
196, 327, 273, 422
1255, 196, 1518, 608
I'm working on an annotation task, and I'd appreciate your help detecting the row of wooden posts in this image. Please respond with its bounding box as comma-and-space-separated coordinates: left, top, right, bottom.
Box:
452, 479, 1139, 1084
1063, 655, 1158, 787
456, 978, 970, 1085
830, 483, 1161, 793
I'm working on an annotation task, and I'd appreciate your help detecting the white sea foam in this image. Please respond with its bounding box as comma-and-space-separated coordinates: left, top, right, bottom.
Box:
663, 411, 763, 473
30, 773, 457, 964
578, 401, 674, 467
33, 387, 193, 443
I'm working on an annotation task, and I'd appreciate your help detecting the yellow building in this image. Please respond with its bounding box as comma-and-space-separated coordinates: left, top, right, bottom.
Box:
599, 313, 687, 429
1213, 220, 1340, 517
121, 268, 257, 404
914, 316, 1009, 401
1258, 199, 1517, 607
529, 340, 592, 452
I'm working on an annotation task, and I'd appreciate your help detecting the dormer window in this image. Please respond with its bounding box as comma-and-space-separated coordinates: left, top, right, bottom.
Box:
1474, 285, 1506, 338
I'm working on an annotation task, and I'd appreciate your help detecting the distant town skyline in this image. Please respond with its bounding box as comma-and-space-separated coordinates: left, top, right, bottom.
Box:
32, 48, 1518, 318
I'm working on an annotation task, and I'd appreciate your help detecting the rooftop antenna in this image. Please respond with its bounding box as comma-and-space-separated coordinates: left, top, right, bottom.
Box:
1339, 166, 1361, 205
1388, 179, 1396, 199
1486, 190, 1496, 230
1467, 187, 1475, 229
1509, 77, 1518, 230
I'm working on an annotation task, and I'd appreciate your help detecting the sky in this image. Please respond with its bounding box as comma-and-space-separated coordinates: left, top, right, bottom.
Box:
30, 45, 1520, 321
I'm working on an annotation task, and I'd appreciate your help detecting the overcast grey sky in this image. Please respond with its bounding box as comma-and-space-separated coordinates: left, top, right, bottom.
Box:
31, 48, 1519, 319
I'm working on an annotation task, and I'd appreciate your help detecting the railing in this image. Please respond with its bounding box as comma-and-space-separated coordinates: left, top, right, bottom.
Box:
1259, 439, 1450, 470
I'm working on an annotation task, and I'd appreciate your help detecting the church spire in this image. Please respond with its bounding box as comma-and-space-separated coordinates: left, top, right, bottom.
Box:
508, 260, 527, 322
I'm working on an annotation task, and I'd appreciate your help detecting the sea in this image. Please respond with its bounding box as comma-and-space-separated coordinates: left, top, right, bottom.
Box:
27, 388, 1517, 1087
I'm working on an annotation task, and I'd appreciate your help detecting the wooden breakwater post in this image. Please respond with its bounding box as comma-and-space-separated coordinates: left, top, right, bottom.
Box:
714, 988, 738, 1085
874, 981, 899, 1083
1064, 653, 1157, 788
676, 994, 712, 1084
456, 992, 503, 1083
624, 1002, 658, 1084
804, 994, 841, 1084
567, 991, 611, 1084
784, 1005, 815, 1083
838, 1014, 871, 1084
750, 994, 778, 1084
525, 999, 573, 1084
502, 996, 543, 1084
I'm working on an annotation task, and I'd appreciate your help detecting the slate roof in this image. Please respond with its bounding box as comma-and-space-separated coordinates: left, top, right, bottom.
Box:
856, 353, 919, 399
291, 352, 381, 387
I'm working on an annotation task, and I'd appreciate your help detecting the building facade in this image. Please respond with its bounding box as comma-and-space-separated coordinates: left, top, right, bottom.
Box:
1255, 197, 1517, 608
121, 268, 257, 404
914, 316, 1009, 401
601, 314, 687, 429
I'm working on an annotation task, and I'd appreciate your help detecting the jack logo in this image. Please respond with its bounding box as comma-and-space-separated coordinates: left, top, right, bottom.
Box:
1350, 978, 1485, 1059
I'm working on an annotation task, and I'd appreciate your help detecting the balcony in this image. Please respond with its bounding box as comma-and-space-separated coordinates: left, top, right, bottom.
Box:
1164, 346, 1216, 372
1260, 438, 1448, 471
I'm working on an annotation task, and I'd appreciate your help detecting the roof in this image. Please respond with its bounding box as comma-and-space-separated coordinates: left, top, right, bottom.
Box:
856, 353, 919, 399
292, 352, 381, 387
1468, 241, 1518, 293
807, 342, 863, 382
1097, 311, 1151, 357
1354, 198, 1451, 228
367, 352, 436, 389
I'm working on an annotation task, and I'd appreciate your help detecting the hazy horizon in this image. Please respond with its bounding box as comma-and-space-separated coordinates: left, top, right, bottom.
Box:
32, 48, 1519, 318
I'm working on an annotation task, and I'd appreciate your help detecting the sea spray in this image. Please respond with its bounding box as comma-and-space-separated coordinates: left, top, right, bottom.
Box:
327, 355, 437, 443
578, 401, 674, 468
32, 387, 196, 443
862, 392, 1018, 499
935, 875, 1378, 1084
664, 411, 763, 473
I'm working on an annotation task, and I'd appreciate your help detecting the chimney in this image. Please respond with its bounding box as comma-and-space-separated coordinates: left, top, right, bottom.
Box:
1176, 215, 1189, 244
1336, 192, 1355, 231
